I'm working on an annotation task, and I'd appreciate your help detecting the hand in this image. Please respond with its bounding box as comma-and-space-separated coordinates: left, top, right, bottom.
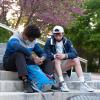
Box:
55, 53, 66, 60
34, 57, 43, 65
31, 54, 43, 65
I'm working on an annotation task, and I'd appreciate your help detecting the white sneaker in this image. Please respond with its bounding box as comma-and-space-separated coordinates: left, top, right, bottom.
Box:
60, 82, 70, 92
80, 82, 94, 92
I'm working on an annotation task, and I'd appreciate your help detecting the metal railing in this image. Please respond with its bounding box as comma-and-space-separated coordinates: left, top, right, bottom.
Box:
0, 23, 88, 72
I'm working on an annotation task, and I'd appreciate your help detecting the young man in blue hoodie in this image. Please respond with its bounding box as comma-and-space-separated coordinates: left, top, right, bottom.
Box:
44, 26, 94, 92
3, 24, 46, 93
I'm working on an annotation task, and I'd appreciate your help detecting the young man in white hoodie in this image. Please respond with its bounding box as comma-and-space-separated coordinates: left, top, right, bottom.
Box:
44, 25, 94, 92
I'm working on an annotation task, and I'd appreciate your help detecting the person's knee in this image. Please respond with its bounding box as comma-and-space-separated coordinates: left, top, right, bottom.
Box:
15, 52, 25, 57
71, 57, 80, 66
54, 59, 61, 62
73, 57, 80, 62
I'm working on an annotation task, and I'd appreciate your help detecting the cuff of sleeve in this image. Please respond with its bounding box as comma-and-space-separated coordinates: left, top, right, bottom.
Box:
54, 55, 56, 59
41, 56, 46, 61
64, 54, 68, 59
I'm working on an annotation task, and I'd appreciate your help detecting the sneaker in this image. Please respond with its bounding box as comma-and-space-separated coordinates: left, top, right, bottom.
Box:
51, 84, 59, 90
42, 84, 52, 92
80, 82, 94, 92
59, 81, 70, 92
31, 81, 42, 92
23, 79, 34, 93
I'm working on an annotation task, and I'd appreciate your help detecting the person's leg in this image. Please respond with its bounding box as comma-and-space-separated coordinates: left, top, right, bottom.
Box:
54, 59, 64, 82
61, 57, 94, 92
3, 52, 28, 77
40, 59, 55, 76
61, 57, 84, 82
3, 52, 34, 93
54, 59, 69, 92
14, 52, 36, 92
73, 57, 84, 82
3, 54, 17, 72
14, 52, 28, 78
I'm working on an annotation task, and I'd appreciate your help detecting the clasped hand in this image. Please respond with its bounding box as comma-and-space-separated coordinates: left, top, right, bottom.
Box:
55, 53, 66, 60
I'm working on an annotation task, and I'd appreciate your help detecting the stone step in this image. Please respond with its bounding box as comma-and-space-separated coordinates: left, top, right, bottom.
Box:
0, 91, 100, 100
70, 95, 100, 100
0, 55, 3, 63
0, 71, 18, 80
0, 80, 23, 92
0, 43, 6, 55
0, 43, 6, 67
66, 81, 100, 90
0, 71, 91, 81
64, 72, 91, 81
0, 80, 100, 92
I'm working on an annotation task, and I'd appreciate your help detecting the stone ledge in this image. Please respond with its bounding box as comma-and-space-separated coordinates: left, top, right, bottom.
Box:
0, 80, 100, 92
0, 91, 100, 100
0, 71, 92, 81
0, 80, 23, 92
0, 71, 18, 80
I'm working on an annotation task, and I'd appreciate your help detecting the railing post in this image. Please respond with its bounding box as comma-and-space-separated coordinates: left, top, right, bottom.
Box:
85, 63, 88, 72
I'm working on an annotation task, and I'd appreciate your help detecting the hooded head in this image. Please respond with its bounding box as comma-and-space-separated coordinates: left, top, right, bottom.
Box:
22, 24, 41, 42
52, 26, 64, 42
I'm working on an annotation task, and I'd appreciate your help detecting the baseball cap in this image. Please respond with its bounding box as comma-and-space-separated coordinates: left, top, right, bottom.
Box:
53, 26, 64, 34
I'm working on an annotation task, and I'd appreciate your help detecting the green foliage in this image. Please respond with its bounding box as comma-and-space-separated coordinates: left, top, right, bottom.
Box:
86, 0, 100, 10
0, 27, 11, 43
65, 0, 100, 72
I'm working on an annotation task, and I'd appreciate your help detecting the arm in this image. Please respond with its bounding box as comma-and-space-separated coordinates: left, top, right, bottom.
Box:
44, 38, 55, 60
33, 43, 47, 60
65, 40, 78, 59
9, 38, 32, 57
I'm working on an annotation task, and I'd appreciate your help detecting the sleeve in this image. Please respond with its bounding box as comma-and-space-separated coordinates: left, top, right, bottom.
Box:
66, 40, 78, 59
9, 38, 32, 57
44, 38, 54, 60
33, 43, 47, 58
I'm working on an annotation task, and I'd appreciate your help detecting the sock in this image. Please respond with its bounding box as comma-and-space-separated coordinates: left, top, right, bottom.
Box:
22, 76, 28, 82
59, 76, 64, 82
79, 76, 85, 82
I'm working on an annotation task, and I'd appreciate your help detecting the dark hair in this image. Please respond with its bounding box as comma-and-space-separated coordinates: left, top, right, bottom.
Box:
23, 24, 41, 39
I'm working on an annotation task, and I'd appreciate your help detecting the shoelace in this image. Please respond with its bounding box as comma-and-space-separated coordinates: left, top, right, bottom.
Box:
62, 83, 68, 88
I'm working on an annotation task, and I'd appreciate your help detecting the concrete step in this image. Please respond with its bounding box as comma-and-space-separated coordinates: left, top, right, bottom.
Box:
0, 80, 23, 92
66, 81, 100, 90
0, 55, 3, 63
0, 43, 6, 53
0, 80, 100, 92
64, 72, 91, 81
70, 95, 100, 100
0, 71, 91, 81
0, 91, 100, 100
0, 71, 18, 80
0, 43, 6, 69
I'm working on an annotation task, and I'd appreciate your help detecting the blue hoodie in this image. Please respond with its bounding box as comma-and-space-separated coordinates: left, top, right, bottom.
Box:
3, 32, 46, 59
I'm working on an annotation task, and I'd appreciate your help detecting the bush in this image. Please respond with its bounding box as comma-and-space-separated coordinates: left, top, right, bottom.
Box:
0, 27, 11, 43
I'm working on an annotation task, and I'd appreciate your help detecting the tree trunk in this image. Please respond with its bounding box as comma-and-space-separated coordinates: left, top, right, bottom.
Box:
15, 10, 23, 28
24, 11, 34, 26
